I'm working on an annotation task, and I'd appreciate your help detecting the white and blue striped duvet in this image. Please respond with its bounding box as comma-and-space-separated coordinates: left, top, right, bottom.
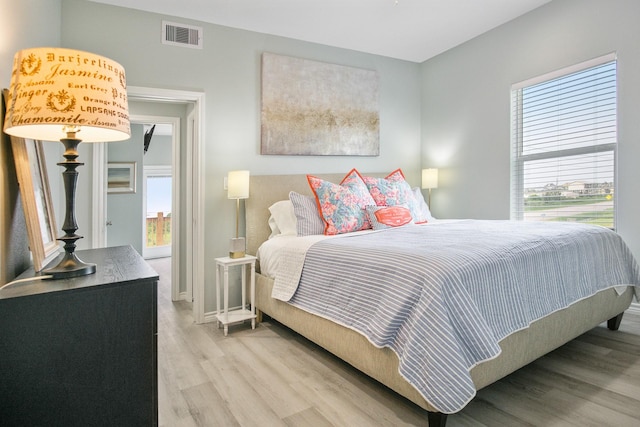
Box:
281, 220, 640, 413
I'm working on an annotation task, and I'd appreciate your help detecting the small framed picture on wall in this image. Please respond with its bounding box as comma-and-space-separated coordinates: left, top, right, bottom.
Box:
107, 162, 137, 194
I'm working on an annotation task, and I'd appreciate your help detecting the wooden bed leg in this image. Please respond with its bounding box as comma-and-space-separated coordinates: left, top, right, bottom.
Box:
427, 411, 448, 426
256, 309, 263, 324
607, 312, 624, 331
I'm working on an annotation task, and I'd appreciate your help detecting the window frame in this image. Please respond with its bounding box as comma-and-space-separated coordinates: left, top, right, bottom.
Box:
510, 53, 618, 228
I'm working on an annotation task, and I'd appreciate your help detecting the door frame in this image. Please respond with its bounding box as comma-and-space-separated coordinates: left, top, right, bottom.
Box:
93, 86, 206, 323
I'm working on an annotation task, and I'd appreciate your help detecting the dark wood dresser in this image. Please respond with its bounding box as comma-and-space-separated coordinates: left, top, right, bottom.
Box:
0, 245, 159, 426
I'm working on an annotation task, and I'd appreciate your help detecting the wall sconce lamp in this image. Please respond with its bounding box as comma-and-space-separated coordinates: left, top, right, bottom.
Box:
227, 170, 250, 258
421, 168, 439, 207
3, 47, 130, 279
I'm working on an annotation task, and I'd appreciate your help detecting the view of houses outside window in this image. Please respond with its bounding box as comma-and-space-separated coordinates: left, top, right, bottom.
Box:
511, 56, 616, 229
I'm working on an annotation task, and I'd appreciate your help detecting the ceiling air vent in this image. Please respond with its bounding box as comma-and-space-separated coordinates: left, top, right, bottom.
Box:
162, 21, 203, 49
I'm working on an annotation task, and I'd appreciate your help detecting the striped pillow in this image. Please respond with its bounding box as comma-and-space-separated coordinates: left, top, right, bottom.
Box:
289, 191, 325, 236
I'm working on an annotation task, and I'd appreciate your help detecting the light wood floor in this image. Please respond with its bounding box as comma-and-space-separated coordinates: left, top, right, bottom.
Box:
148, 258, 640, 426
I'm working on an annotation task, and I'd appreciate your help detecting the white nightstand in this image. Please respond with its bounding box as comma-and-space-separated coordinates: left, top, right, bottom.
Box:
214, 255, 257, 336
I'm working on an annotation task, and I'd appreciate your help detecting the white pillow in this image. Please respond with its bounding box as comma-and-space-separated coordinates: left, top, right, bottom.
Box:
267, 216, 281, 239
267, 200, 297, 238
412, 187, 435, 221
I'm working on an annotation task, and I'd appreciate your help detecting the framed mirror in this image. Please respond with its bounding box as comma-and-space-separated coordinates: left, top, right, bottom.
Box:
3, 89, 59, 271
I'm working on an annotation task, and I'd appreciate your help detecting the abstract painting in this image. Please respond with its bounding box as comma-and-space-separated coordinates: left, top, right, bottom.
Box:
261, 53, 379, 156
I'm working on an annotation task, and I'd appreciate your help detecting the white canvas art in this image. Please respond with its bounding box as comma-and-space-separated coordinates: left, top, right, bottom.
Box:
261, 53, 380, 156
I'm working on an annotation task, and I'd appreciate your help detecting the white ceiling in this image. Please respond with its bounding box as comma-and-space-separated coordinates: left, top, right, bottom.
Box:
87, 0, 551, 63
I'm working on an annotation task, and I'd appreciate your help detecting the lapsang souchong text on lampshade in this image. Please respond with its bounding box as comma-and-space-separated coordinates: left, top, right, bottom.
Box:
3, 47, 130, 279
227, 170, 250, 258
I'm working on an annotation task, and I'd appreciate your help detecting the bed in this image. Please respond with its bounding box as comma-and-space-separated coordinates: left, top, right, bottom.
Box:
245, 172, 639, 426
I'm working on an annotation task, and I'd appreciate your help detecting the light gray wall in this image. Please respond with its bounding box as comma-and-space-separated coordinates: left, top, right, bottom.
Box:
420, 0, 640, 261
60, 0, 422, 312
0, 0, 61, 85
144, 133, 172, 166
1, 0, 62, 282
106, 124, 144, 254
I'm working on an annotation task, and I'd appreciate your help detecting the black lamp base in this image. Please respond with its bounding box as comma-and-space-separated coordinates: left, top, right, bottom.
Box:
44, 251, 96, 280
44, 134, 97, 280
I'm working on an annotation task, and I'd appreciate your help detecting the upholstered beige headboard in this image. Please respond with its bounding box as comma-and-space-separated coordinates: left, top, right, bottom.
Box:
245, 173, 340, 256
245, 172, 386, 257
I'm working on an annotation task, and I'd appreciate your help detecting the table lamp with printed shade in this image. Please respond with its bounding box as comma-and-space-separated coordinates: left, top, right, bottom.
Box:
3, 47, 130, 279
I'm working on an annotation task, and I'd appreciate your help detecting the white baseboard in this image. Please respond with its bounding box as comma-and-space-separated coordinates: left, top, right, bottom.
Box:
203, 311, 218, 324
203, 305, 244, 324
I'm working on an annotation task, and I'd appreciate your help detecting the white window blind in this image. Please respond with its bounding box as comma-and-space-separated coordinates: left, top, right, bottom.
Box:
510, 55, 617, 229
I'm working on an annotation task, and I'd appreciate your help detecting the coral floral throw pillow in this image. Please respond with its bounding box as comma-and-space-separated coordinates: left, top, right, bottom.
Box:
307, 169, 375, 235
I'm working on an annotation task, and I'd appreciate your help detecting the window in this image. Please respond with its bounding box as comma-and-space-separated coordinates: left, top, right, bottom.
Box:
143, 166, 172, 259
510, 54, 617, 229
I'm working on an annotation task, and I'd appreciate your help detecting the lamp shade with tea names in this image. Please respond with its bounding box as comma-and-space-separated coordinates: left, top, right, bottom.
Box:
4, 47, 130, 142
3, 47, 130, 279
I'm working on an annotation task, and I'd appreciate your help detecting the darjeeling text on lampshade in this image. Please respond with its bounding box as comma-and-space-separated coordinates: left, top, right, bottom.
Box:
4, 47, 130, 143
2, 47, 131, 279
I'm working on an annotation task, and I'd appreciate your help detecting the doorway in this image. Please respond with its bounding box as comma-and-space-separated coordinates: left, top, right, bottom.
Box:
105, 115, 181, 297
93, 87, 205, 323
